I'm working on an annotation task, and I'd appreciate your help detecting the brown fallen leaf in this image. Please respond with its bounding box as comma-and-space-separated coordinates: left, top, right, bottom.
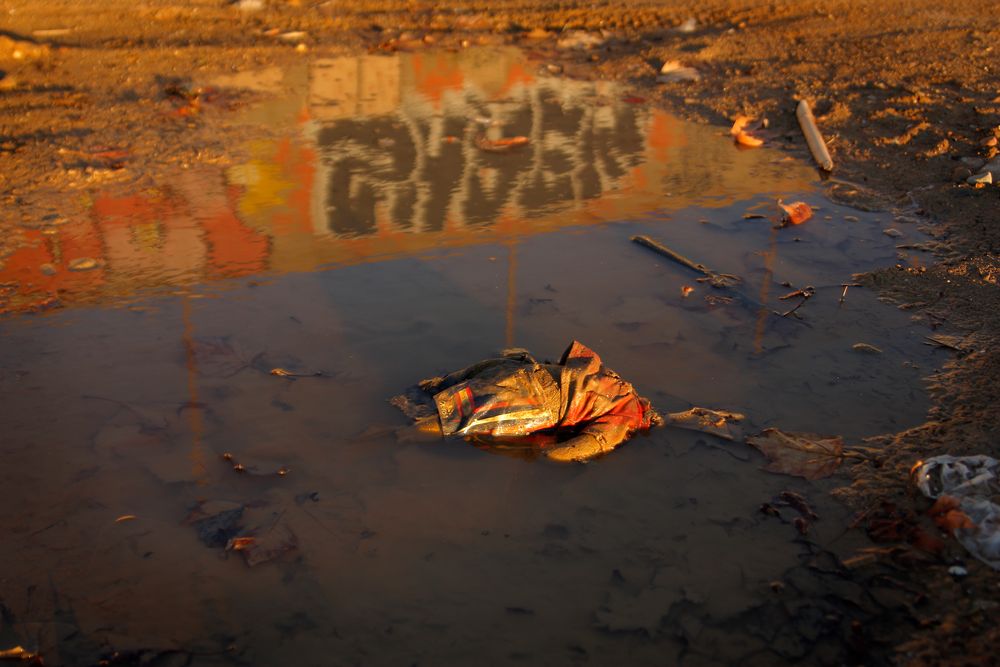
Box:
231, 525, 297, 567
746, 428, 845, 479
730, 115, 750, 136
928, 495, 976, 533
778, 201, 813, 226
680, 285, 694, 298
476, 135, 530, 152
226, 536, 256, 551
734, 130, 764, 148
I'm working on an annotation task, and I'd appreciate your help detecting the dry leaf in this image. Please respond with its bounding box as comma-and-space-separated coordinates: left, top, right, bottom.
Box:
734, 131, 763, 147
778, 201, 813, 226
476, 135, 530, 152
928, 495, 976, 533
746, 428, 845, 479
680, 285, 694, 297
226, 536, 256, 551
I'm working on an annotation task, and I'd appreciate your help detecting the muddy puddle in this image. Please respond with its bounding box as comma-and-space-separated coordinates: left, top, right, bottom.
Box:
0, 48, 943, 665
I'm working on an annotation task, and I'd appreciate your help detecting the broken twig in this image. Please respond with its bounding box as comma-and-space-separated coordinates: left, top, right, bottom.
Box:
839, 282, 860, 305
796, 99, 834, 172
778, 285, 814, 318
631, 235, 741, 288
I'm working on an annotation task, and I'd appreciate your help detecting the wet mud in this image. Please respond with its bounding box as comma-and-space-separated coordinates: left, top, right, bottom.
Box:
0, 47, 954, 665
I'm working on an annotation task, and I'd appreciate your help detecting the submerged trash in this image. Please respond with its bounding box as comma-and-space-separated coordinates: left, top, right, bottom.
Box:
912, 455, 1000, 570
392, 341, 660, 462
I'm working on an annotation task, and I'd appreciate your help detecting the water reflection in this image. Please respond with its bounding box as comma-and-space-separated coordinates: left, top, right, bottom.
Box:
0, 48, 813, 313
0, 48, 940, 666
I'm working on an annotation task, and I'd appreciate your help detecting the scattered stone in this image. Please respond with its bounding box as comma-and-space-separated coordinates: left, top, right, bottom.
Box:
967, 171, 993, 185
883, 228, 903, 238
981, 136, 998, 148
39, 263, 56, 276
545, 63, 563, 75
843, 215, 860, 222
960, 156, 986, 170
525, 28, 551, 40
952, 166, 973, 183
278, 31, 307, 42
948, 565, 968, 577
852, 342, 883, 354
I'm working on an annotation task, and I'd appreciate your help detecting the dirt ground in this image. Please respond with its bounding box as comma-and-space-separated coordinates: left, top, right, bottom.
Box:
2, 0, 999, 664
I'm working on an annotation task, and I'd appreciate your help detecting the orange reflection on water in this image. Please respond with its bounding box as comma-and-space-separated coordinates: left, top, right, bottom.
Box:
0, 48, 813, 314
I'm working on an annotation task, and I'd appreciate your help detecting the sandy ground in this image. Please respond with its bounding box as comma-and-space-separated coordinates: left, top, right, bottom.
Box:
2, 1, 999, 664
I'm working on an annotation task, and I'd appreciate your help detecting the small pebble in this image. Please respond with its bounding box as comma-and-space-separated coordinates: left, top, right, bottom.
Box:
883, 228, 903, 238
981, 136, 998, 148
952, 166, 973, 183
967, 171, 993, 185
948, 565, 968, 577
844, 215, 860, 222
39, 263, 56, 275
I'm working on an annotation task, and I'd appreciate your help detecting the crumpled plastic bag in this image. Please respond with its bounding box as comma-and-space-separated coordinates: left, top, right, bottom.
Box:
912, 455, 1000, 570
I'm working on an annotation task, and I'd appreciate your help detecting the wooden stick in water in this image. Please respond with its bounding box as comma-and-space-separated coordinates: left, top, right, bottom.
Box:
630, 235, 741, 288
796, 99, 834, 172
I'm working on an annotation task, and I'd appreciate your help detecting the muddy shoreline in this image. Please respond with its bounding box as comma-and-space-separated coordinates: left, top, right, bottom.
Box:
3, 1, 999, 664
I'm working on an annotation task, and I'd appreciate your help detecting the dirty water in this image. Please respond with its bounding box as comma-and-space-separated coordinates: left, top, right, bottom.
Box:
0, 48, 943, 665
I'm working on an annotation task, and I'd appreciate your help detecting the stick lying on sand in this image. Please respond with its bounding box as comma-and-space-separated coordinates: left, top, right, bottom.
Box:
796, 99, 834, 172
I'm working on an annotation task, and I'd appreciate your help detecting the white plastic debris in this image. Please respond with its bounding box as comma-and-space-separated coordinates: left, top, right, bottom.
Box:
676, 18, 697, 33
913, 455, 1000, 570
913, 455, 1000, 499
657, 61, 701, 83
